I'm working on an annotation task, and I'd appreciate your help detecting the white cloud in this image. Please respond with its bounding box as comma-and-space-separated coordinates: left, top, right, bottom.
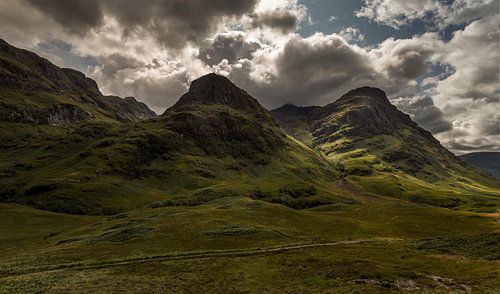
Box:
339, 27, 365, 42
357, 0, 498, 29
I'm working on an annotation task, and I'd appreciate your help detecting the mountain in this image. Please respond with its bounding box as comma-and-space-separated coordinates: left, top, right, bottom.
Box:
0, 40, 498, 216
162, 73, 286, 158
0, 39, 155, 125
0, 68, 339, 214
460, 152, 500, 179
272, 87, 499, 207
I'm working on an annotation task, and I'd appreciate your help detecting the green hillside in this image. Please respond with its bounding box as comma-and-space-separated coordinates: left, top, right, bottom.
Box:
272, 87, 500, 212
0, 72, 343, 215
0, 39, 155, 124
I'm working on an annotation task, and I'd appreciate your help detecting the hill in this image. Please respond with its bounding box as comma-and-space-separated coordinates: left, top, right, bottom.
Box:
272, 87, 500, 210
0, 39, 155, 124
460, 152, 500, 179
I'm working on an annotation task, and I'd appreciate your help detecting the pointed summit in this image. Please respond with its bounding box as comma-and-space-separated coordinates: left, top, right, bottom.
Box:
161, 73, 285, 158
309, 86, 414, 137
168, 73, 263, 113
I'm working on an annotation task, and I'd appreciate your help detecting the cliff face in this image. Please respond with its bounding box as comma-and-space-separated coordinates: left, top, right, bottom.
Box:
0, 39, 156, 124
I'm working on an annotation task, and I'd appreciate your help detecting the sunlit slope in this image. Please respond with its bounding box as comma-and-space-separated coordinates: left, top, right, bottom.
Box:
273, 87, 500, 210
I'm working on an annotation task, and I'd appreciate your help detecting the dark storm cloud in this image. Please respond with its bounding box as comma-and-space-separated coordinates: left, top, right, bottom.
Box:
274, 35, 375, 101
26, 0, 258, 48
387, 51, 430, 80
251, 11, 299, 33
199, 33, 261, 66
396, 96, 452, 134
97, 54, 144, 80
26, 0, 103, 35
228, 35, 377, 108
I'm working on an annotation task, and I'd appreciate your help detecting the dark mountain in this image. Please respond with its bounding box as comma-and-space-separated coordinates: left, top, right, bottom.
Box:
0, 39, 155, 124
273, 87, 499, 206
460, 152, 500, 179
163, 73, 286, 158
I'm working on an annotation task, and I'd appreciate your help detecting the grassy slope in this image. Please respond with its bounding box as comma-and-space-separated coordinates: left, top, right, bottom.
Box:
0, 117, 341, 214
0, 197, 498, 292
273, 102, 500, 213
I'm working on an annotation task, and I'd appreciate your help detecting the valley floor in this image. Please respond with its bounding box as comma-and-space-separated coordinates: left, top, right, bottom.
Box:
0, 194, 499, 293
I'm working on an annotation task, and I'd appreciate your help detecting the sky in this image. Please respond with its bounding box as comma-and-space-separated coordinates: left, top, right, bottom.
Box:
0, 0, 498, 154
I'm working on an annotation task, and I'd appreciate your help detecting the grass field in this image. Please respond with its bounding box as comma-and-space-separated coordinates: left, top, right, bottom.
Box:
1, 191, 498, 293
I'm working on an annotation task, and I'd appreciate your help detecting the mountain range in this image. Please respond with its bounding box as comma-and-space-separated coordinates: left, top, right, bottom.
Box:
0, 38, 498, 214
0, 38, 499, 292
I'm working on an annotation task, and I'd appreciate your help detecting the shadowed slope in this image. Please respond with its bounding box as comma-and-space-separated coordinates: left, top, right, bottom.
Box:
0, 39, 155, 124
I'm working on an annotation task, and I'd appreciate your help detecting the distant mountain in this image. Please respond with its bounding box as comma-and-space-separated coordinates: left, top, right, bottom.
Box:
460, 152, 500, 179
0, 39, 155, 124
273, 87, 499, 206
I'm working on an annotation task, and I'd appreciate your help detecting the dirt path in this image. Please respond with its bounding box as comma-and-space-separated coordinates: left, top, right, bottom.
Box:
1, 239, 392, 278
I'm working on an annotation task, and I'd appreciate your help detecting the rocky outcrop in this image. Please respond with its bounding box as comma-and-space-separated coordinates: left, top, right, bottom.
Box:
97, 96, 156, 122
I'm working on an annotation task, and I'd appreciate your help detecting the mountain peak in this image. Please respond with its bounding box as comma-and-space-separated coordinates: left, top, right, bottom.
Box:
167, 73, 264, 113
186, 73, 241, 102
337, 86, 391, 106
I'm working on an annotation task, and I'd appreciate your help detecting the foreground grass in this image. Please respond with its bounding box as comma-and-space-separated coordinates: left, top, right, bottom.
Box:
0, 195, 498, 292
1, 240, 498, 293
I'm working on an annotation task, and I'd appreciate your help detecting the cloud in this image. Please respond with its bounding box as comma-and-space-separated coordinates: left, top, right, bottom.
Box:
220, 33, 380, 108
394, 96, 452, 134
26, 0, 103, 35
89, 55, 193, 112
357, 0, 498, 29
25, 0, 259, 49
370, 33, 442, 82
435, 15, 500, 104
338, 27, 365, 42
251, 10, 300, 33
199, 32, 261, 66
